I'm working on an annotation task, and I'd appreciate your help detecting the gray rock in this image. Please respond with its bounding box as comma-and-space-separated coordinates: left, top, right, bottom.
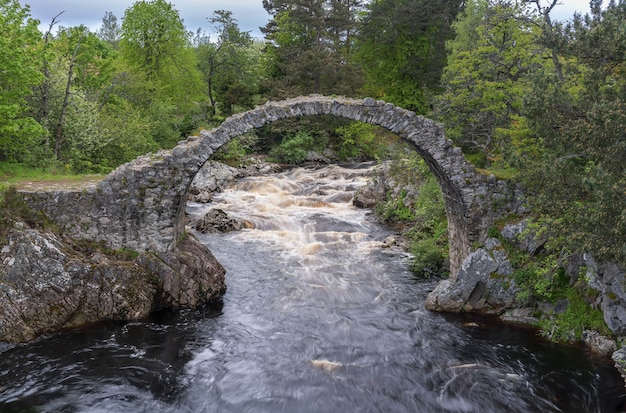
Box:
580, 254, 626, 336
582, 330, 617, 357
188, 159, 282, 203
305, 151, 330, 163
353, 164, 388, 209
0, 225, 225, 343
501, 220, 547, 255
425, 238, 518, 313
612, 348, 626, 385
188, 161, 241, 203
195, 208, 243, 233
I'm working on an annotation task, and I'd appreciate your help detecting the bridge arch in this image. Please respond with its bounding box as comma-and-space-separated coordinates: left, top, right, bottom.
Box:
26, 96, 519, 277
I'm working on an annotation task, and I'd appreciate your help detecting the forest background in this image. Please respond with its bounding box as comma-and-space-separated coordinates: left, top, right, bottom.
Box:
1, 0, 625, 334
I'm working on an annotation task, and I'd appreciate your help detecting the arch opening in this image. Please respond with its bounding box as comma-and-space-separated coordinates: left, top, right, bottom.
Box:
170, 96, 488, 276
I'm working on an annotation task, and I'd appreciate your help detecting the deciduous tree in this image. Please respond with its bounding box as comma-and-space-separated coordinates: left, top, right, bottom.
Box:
120, 0, 205, 111
0, 0, 45, 163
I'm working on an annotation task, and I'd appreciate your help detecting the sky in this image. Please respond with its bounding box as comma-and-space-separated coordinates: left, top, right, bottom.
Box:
23, 0, 272, 38
23, 0, 595, 40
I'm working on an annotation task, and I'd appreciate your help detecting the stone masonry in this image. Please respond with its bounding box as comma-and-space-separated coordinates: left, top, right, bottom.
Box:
21, 95, 522, 277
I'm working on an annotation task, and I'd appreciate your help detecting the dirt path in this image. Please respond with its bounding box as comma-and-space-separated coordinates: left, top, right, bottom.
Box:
9, 176, 104, 192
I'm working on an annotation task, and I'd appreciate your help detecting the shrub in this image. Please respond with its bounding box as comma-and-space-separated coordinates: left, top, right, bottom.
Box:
268, 130, 315, 164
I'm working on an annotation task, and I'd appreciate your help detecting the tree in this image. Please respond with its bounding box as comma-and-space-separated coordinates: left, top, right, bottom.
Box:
357, 0, 464, 113
261, 0, 365, 98
97, 11, 121, 49
0, 0, 45, 163
519, 0, 626, 264
120, 0, 205, 111
433, 0, 541, 164
195, 10, 258, 115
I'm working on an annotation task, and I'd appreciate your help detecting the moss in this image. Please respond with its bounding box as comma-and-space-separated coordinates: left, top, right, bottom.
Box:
0, 186, 58, 236
495, 228, 612, 342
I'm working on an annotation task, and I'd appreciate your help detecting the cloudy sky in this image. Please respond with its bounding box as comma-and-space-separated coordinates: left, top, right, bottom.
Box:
24, 0, 272, 38
23, 0, 594, 39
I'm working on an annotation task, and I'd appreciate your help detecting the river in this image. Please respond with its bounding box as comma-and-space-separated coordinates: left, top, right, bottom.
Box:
0, 163, 624, 412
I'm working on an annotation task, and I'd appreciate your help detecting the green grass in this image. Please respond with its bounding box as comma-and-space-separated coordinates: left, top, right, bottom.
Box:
476, 166, 518, 181
0, 162, 104, 189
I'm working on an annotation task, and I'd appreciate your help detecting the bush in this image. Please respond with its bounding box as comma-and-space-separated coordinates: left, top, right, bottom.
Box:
410, 237, 448, 278
268, 130, 315, 164
213, 132, 259, 166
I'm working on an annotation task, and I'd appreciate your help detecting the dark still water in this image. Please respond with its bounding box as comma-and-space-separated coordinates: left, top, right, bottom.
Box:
1, 163, 624, 412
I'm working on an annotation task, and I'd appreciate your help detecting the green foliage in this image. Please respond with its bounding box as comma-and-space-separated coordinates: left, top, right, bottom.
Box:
537, 288, 611, 342
374, 149, 449, 278
494, 231, 611, 341
213, 132, 259, 166
268, 130, 315, 164
120, 0, 206, 110
410, 238, 448, 278
516, 1, 626, 266
357, 0, 463, 113
335, 122, 390, 161
377, 189, 416, 222
406, 173, 449, 278
195, 11, 260, 115
0, 0, 45, 162
261, 0, 365, 98
433, 0, 540, 164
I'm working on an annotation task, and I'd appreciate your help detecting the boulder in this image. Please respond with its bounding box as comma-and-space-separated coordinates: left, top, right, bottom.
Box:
188, 161, 241, 203
353, 164, 389, 209
582, 330, 617, 357
195, 208, 243, 233
501, 220, 548, 255
425, 238, 518, 313
188, 159, 282, 203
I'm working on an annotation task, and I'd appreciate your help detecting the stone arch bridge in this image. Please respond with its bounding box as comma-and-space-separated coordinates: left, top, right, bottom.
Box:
23, 96, 521, 276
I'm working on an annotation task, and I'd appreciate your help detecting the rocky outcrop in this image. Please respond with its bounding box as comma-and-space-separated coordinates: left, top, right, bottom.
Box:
425, 238, 518, 313
352, 163, 389, 209
138, 235, 226, 308
573, 254, 626, 336
0, 222, 225, 343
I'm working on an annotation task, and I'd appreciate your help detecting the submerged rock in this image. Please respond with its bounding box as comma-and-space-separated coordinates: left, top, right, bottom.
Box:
0, 225, 225, 343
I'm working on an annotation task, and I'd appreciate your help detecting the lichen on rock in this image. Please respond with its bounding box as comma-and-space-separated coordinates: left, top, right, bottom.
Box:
424, 238, 518, 314
0, 223, 226, 343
